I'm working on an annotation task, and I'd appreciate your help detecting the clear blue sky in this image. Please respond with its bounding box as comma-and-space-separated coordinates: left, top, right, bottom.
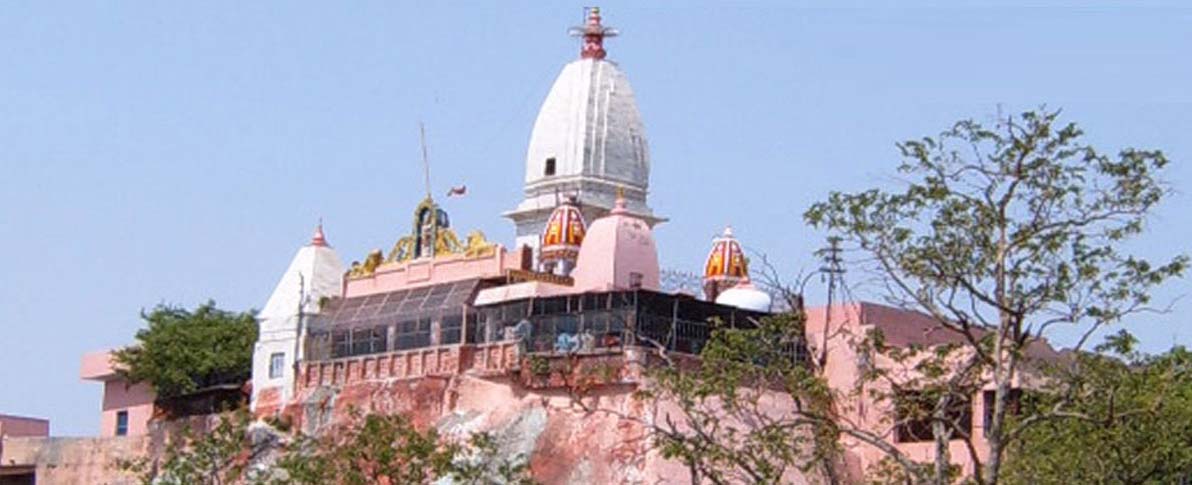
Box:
1, 2, 1189, 436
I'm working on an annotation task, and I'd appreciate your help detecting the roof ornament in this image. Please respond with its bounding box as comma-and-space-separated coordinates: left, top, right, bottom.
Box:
703, 225, 749, 301
540, 196, 587, 275
612, 185, 628, 214
569, 7, 618, 60
310, 219, 329, 247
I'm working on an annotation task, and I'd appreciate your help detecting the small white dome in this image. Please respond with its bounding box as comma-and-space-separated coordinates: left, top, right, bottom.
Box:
715, 279, 772, 312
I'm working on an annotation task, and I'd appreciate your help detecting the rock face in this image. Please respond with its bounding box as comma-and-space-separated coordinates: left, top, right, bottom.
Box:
275, 349, 692, 484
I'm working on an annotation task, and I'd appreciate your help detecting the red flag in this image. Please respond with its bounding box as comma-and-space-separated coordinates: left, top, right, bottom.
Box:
446, 185, 467, 197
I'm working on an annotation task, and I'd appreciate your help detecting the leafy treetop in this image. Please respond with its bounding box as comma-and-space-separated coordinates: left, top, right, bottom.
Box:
113, 301, 258, 399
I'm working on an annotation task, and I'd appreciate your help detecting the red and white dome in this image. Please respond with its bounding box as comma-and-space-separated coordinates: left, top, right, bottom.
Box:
704, 227, 748, 283
540, 199, 587, 262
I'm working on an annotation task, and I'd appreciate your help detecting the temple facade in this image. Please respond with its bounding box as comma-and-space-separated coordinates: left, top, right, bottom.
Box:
240, 8, 1034, 483
244, 10, 791, 482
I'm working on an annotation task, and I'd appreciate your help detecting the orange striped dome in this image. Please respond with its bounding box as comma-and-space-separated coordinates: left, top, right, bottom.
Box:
541, 199, 587, 261
704, 227, 748, 282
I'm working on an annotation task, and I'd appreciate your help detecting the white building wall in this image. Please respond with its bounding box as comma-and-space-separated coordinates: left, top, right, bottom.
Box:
250, 242, 343, 412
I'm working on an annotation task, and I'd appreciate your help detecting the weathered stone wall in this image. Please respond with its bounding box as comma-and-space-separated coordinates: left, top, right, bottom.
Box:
0, 435, 148, 485
0, 414, 241, 485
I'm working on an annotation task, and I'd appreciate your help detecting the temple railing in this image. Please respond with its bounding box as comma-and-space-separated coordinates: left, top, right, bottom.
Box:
295, 290, 794, 390
297, 340, 521, 390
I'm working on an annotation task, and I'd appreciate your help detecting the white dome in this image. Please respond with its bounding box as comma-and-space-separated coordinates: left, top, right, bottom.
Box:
506, 10, 662, 255
524, 58, 649, 192
715, 280, 772, 313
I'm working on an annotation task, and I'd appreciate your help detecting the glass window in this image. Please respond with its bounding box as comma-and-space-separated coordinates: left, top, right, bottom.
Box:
423, 287, 452, 308
983, 389, 1023, 436
115, 410, 129, 436
373, 325, 389, 353
504, 302, 528, 321
332, 330, 351, 358
400, 286, 431, 313
556, 314, 579, 335
351, 328, 373, 355
534, 297, 567, 315
377, 290, 408, 316
269, 352, 285, 379
441, 313, 463, 345
582, 293, 605, 311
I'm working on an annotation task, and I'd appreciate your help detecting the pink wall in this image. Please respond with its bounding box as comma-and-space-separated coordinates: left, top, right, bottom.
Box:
0, 414, 49, 438
802, 302, 1044, 479
80, 350, 156, 437
80, 350, 117, 380
344, 247, 520, 298
97, 380, 155, 437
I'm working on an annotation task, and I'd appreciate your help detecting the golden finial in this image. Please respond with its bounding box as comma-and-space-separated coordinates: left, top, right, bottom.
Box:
612, 186, 628, 214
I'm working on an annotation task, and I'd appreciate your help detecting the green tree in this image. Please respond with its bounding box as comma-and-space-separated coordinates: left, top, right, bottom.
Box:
1003, 334, 1192, 484
113, 301, 258, 399
447, 432, 537, 485
272, 409, 536, 485
804, 108, 1187, 484
126, 409, 537, 485
633, 313, 842, 485
276, 410, 452, 485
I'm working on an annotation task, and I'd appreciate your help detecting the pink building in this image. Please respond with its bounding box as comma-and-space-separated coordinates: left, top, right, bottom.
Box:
80, 350, 155, 437
0, 414, 48, 439
0, 414, 48, 484
802, 302, 1062, 478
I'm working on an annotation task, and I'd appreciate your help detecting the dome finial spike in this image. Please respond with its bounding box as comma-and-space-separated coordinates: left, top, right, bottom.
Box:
311, 218, 329, 247
569, 6, 618, 60
612, 186, 628, 214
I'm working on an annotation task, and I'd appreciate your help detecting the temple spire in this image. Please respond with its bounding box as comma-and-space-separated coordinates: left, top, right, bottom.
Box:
569, 7, 619, 60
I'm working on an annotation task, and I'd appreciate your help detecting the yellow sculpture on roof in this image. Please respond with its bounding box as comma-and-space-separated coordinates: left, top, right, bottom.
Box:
464, 230, 497, 258
347, 197, 498, 279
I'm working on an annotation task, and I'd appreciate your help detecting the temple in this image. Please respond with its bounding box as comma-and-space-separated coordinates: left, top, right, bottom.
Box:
242, 10, 788, 481
0, 8, 1058, 484
238, 9, 1023, 482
